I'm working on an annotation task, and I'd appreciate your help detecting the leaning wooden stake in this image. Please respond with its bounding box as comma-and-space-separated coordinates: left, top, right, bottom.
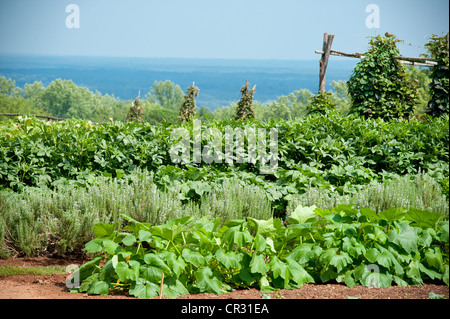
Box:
159, 272, 164, 299
319, 33, 335, 92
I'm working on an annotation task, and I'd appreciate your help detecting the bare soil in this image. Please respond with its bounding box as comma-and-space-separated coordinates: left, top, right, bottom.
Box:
0, 257, 448, 300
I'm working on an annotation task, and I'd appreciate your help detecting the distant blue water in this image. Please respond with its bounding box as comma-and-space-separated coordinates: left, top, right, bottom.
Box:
0, 54, 357, 110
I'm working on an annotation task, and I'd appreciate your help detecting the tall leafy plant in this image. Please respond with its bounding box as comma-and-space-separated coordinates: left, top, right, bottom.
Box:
179, 82, 199, 123
235, 80, 256, 121
425, 33, 449, 117
347, 33, 418, 120
307, 91, 336, 116
126, 92, 144, 123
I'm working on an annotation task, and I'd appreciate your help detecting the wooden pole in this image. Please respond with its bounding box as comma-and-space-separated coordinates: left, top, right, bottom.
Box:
319, 33, 335, 92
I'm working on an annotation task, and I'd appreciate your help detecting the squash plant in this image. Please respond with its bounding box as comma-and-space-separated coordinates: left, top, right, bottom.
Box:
72, 205, 449, 298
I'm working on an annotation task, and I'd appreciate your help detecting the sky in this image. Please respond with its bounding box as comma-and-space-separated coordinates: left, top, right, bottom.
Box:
0, 0, 448, 60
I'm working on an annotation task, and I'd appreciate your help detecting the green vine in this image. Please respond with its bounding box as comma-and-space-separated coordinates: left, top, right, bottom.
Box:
425, 33, 449, 117
347, 33, 418, 121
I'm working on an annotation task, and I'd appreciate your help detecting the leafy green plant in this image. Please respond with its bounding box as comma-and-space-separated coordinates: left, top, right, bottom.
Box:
425, 33, 449, 117
73, 205, 448, 298
347, 33, 418, 120
235, 80, 256, 121
307, 92, 336, 116
179, 82, 199, 123
126, 92, 144, 123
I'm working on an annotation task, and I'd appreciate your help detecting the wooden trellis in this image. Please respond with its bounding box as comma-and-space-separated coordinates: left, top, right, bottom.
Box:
315, 33, 439, 92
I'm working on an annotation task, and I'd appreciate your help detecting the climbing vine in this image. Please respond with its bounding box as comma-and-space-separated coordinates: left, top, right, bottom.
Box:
347, 33, 418, 121
425, 33, 449, 117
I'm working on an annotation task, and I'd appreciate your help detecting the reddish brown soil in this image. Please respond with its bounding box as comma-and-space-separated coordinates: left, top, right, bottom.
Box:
0, 257, 448, 299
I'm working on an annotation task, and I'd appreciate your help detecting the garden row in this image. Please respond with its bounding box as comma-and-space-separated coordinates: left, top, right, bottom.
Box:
1, 112, 448, 205
71, 204, 449, 298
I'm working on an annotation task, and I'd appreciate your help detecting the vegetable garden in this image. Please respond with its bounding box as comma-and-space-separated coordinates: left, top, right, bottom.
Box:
0, 33, 448, 298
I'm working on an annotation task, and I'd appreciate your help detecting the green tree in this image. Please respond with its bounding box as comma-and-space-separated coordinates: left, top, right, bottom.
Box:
234, 80, 256, 121
347, 33, 418, 120
146, 80, 184, 111
0, 76, 21, 97
405, 65, 431, 117
198, 106, 213, 121
179, 82, 199, 123
40, 79, 94, 118
143, 103, 178, 125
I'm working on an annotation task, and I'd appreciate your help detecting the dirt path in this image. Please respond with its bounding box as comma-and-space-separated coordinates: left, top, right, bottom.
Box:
0, 257, 448, 299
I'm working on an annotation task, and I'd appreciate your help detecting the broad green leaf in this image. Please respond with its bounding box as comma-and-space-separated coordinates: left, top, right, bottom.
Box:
419, 263, 442, 280
247, 217, 282, 238
195, 267, 223, 295
238, 268, 255, 283
286, 259, 314, 286
424, 247, 444, 272
378, 207, 407, 224
254, 235, 266, 253
288, 244, 322, 265
122, 234, 136, 247
376, 246, 404, 275
138, 230, 153, 243
84, 238, 104, 253
320, 248, 352, 273
102, 239, 121, 255
93, 222, 115, 238
342, 237, 366, 258
405, 208, 443, 229
406, 260, 423, 285
115, 261, 139, 282
215, 249, 242, 269
285, 224, 312, 242
361, 271, 393, 288
144, 254, 172, 274
250, 254, 270, 275
388, 222, 418, 254
182, 248, 207, 268
443, 265, 449, 286
162, 277, 189, 298
288, 205, 317, 224
438, 222, 449, 244
364, 248, 380, 264
161, 251, 186, 277
259, 275, 276, 293
336, 269, 357, 287
359, 208, 379, 223
77, 256, 103, 282
87, 280, 110, 296
151, 224, 185, 243
222, 226, 253, 251
392, 275, 409, 287
129, 278, 159, 299
269, 256, 287, 280
140, 265, 163, 283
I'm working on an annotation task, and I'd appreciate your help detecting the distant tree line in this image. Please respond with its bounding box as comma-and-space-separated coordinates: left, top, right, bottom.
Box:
1, 33, 444, 124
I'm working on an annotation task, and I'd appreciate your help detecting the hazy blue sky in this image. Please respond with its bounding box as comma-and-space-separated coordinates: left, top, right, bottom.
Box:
0, 0, 448, 60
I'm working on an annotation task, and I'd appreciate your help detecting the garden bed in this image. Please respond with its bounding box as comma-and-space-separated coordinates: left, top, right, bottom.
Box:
0, 257, 448, 299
